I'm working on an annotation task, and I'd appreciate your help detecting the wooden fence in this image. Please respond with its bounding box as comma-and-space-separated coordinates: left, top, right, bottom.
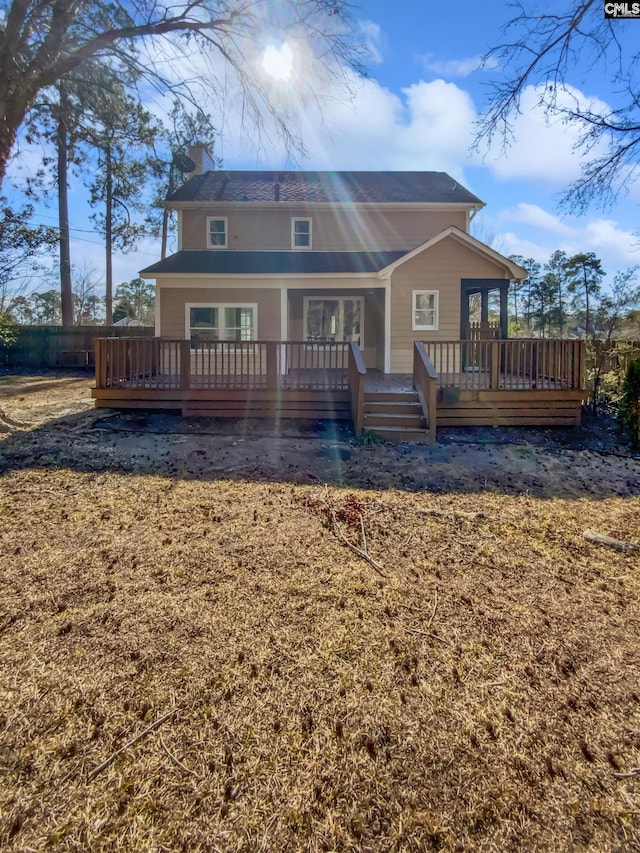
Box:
6, 325, 154, 368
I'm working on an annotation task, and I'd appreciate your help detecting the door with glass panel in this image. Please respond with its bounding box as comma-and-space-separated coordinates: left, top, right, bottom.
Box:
304, 297, 363, 345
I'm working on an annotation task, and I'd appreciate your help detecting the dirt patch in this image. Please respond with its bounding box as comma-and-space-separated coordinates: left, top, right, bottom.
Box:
0, 371, 639, 499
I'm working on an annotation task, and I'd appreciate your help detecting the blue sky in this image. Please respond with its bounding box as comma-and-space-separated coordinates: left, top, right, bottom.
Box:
6, 0, 640, 294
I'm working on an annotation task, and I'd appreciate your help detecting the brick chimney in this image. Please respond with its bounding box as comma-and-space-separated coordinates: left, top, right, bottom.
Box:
187, 144, 216, 175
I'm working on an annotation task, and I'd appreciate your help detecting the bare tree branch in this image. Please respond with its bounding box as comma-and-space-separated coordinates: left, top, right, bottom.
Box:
474, 0, 640, 211
0, 0, 367, 185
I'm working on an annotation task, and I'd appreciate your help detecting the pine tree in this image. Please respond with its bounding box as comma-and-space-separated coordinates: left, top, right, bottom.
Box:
83, 73, 159, 324
564, 253, 605, 337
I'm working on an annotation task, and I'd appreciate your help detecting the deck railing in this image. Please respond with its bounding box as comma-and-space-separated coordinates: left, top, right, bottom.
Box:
467, 321, 501, 340
348, 342, 367, 435
95, 338, 350, 392
423, 339, 585, 391
413, 342, 438, 441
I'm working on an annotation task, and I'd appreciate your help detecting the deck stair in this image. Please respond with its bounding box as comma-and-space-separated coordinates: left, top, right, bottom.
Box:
362, 390, 429, 442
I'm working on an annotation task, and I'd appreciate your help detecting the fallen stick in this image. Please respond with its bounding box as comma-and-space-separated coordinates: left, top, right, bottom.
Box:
333, 519, 387, 577
159, 734, 201, 780
88, 708, 176, 781
583, 530, 640, 554
359, 512, 367, 553
321, 497, 387, 577
405, 627, 450, 645
426, 589, 438, 630
411, 507, 497, 522
613, 768, 640, 779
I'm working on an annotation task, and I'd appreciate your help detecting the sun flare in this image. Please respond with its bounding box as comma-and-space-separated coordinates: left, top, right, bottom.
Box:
262, 43, 294, 81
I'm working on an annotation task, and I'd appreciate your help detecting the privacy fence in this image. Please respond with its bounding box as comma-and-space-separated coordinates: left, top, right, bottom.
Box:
4, 325, 154, 369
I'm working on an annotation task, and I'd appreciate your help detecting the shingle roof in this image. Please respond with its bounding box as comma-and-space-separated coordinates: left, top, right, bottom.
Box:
168, 171, 483, 205
140, 250, 406, 276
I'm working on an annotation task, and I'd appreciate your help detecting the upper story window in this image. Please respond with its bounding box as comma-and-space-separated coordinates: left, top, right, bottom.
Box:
207, 216, 227, 248
292, 217, 312, 249
412, 290, 439, 331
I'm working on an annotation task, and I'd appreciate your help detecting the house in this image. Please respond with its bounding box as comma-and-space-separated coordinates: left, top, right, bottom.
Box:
92, 151, 585, 438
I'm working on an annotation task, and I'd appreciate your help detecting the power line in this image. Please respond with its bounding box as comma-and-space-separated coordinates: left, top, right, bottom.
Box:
26, 215, 161, 257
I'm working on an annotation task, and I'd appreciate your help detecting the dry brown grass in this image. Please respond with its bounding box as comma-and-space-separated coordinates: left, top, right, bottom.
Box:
1, 466, 639, 851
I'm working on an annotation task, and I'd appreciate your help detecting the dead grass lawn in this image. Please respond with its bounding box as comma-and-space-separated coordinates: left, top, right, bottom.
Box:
1, 467, 639, 851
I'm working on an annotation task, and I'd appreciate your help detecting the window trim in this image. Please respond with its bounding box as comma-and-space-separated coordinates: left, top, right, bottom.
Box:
291, 217, 312, 250
185, 302, 258, 343
412, 290, 439, 331
206, 216, 228, 249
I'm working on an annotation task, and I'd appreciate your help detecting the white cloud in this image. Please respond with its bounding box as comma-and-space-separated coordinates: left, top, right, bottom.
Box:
359, 20, 383, 64
500, 203, 575, 238
420, 54, 498, 78
491, 232, 549, 263
494, 203, 640, 272
482, 84, 611, 186
214, 72, 479, 182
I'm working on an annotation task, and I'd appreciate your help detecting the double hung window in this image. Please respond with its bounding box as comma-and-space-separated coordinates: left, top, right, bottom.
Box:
207, 217, 227, 248
292, 218, 312, 249
412, 291, 439, 331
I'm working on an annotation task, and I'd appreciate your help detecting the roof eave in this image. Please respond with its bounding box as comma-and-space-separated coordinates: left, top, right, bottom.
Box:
164, 200, 485, 211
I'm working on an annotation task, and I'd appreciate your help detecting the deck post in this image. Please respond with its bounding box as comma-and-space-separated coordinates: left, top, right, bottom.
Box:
490, 341, 500, 390
578, 339, 586, 389
94, 339, 105, 388
413, 342, 439, 442
180, 340, 191, 390
266, 342, 278, 390
348, 343, 366, 435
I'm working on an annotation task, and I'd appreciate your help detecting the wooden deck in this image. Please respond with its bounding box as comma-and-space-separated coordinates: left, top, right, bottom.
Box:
92, 337, 586, 434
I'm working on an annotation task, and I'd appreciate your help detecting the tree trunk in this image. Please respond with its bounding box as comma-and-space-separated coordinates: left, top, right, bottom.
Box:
558, 282, 564, 337
0, 96, 25, 190
585, 287, 590, 338
57, 83, 74, 326
105, 144, 113, 325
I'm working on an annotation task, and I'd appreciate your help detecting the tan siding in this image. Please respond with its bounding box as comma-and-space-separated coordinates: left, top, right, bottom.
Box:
180, 208, 468, 251
389, 237, 510, 373
160, 286, 282, 340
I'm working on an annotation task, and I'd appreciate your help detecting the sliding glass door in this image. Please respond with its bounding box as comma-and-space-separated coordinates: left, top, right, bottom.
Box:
303, 296, 363, 345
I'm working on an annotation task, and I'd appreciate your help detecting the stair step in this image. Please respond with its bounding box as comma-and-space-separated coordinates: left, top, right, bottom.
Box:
366, 426, 430, 443
364, 402, 423, 415
364, 413, 427, 429
364, 391, 419, 403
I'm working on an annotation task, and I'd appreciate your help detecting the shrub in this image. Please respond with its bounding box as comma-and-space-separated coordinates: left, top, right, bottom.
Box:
0, 312, 17, 364
618, 359, 640, 449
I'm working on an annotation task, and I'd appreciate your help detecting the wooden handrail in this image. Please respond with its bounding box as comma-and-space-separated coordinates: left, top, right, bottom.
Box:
423, 339, 585, 391
94, 338, 351, 392
413, 342, 438, 442
348, 342, 366, 435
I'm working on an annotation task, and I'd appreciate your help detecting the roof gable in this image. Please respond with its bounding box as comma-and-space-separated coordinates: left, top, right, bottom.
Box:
377, 226, 528, 280
168, 170, 484, 206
